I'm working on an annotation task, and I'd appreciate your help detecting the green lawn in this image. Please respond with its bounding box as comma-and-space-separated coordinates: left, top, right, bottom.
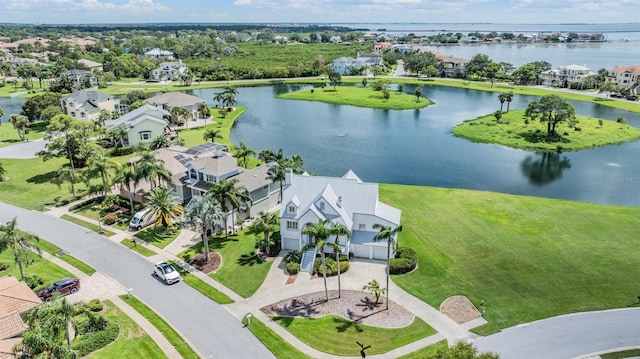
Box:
87, 300, 168, 359
169, 261, 235, 304
178, 106, 246, 148
0, 245, 75, 291
120, 239, 157, 257
61, 214, 116, 237
453, 110, 640, 152
380, 184, 640, 335
179, 230, 272, 298
119, 295, 200, 359
278, 85, 433, 110
397, 340, 448, 359
601, 349, 640, 359
133, 225, 180, 248
0, 122, 44, 147
272, 315, 436, 356
241, 315, 314, 359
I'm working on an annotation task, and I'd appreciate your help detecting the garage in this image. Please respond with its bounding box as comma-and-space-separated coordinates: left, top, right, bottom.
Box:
372, 246, 388, 260
282, 237, 299, 251
352, 244, 370, 259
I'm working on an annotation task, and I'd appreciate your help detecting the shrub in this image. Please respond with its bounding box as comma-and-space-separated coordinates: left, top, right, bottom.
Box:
87, 299, 104, 312
598, 119, 604, 126
102, 213, 118, 225
0, 262, 9, 271
110, 146, 135, 156
574, 127, 582, 131
397, 84, 404, 93
617, 117, 627, 124
390, 247, 418, 275
73, 321, 119, 356
286, 262, 300, 275
24, 275, 45, 289
283, 250, 301, 264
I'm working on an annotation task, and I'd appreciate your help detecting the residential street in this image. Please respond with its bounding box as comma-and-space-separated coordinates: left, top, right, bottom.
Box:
0, 201, 275, 359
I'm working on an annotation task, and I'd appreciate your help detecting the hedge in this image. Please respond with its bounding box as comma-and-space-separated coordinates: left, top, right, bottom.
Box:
390, 247, 418, 275
312, 257, 350, 276
73, 321, 119, 356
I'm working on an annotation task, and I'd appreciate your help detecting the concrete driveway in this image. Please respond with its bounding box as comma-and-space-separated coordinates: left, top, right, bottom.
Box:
0, 139, 47, 159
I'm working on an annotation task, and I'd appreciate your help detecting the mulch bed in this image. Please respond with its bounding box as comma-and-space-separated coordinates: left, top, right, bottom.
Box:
440, 295, 481, 324
187, 252, 222, 274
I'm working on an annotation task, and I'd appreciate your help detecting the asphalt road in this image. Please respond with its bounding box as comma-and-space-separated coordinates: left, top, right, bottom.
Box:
0, 139, 46, 159
474, 308, 640, 358
0, 202, 275, 359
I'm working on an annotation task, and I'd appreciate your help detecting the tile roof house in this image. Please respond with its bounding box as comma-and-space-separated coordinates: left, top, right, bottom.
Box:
146, 92, 205, 122
606, 65, 640, 94
60, 90, 117, 121
0, 275, 42, 358
105, 104, 171, 146
279, 169, 401, 268
78, 59, 104, 72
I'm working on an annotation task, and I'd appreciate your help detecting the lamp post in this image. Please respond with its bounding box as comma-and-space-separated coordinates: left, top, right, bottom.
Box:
95, 206, 104, 235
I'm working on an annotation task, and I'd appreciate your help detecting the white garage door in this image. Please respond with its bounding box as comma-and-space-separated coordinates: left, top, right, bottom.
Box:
283, 237, 298, 251
353, 244, 370, 259
373, 246, 388, 260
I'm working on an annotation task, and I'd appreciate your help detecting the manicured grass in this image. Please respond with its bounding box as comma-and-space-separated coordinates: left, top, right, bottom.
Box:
0, 122, 44, 147
87, 300, 168, 359
25, 234, 96, 275
241, 315, 314, 359
0, 245, 75, 291
169, 261, 235, 304
61, 214, 116, 237
453, 110, 640, 152
120, 239, 157, 257
133, 225, 180, 249
177, 106, 247, 148
379, 184, 640, 335
601, 349, 640, 359
119, 295, 200, 359
179, 230, 272, 298
397, 340, 448, 359
75, 204, 133, 231
272, 315, 436, 356
278, 85, 433, 110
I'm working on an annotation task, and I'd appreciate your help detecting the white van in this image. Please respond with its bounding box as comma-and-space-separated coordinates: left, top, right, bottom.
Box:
129, 208, 154, 231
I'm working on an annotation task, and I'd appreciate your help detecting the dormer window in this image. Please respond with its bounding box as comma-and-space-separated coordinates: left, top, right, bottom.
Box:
288, 205, 296, 214
319, 202, 325, 211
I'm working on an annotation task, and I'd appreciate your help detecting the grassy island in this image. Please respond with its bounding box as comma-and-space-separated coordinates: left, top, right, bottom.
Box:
453, 109, 640, 152
277, 86, 433, 110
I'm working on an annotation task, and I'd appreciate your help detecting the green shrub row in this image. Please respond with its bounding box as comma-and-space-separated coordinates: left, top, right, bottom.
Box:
73, 320, 119, 356
87, 299, 104, 312
312, 257, 350, 276
390, 247, 418, 275
110, 145, 136, 156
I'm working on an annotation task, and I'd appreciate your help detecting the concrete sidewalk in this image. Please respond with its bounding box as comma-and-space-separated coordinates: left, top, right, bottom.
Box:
45, 200, 484, 358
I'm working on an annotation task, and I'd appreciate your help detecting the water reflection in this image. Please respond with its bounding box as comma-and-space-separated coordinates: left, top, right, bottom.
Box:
520, 152, 572, 186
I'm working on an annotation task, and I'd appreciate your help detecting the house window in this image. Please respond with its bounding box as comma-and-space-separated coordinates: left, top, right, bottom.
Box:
80, 112, 86, 118
359, 224, 366, 231
206, 174, 215, 182
286, 221, 298, 230
288, 205, 296, 214
139, 131, 152, 141
319, 202, 325, 210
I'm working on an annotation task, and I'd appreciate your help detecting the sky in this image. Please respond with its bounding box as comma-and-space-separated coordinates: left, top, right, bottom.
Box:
0, 0, 639, 25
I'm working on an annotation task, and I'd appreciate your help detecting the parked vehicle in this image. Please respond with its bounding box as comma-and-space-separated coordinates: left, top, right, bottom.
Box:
153, 262, 181, 285
37, 277, 80, 300
129, 208, 153, 231
626, 95, 638, 101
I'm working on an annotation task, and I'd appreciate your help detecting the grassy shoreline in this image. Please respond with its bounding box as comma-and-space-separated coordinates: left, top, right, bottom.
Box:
453, 109, 640, 151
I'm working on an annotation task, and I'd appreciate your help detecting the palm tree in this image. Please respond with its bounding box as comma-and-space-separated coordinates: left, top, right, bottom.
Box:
113, 163, 136, 213
9, 114, 30, 141
0, 106, 4, 126
107, 126, 128, 147
222, 86, 238, 110
213, 91, 225, 108
170, 106, 190, 129
145, 187, 183, 230
84, 151, 121, 197
247, 211, 279, 255
258, 148, 283, 163
53, 164, 78, 198
226, 182, 252, 236
149, 134, 172, 150
330, 222, 350, 298
198, 103, 210, 126
183, 196, 224, 262
13, 325, 78, 359
0, 161, 6, 181
0, 217, 40, 280
234, 141, 256, 168
25, 298, 89, 347
498, 92, 508, 112
362, 279, 386, 304
373, 223, 403, 310
134, 151, 171, 190
504, 91, 514, 113
266, 162, 286, 203
203, 128, 222, 143
206, 178, 243, 237
302, 219, 332, 301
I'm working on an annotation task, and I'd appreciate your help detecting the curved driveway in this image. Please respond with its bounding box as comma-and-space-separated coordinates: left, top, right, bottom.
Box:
0, 139, 47, 158
474, 308, 640, 358
0, 202, 275, 359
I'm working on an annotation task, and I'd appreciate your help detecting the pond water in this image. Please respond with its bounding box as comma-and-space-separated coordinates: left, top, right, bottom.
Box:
189, 85, 640, 207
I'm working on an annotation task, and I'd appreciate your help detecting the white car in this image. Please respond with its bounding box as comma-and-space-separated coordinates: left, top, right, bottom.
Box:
153, 262, 181, 285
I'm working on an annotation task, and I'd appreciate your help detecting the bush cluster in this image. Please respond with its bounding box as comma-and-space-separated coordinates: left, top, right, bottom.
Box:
283, 250, 301, 264
73, 321, 119, 356
390, 247, 418, 275
313, 257, 350, 276
0, 262, 9, 271
286, 262, 300, 275
110, 146, 135, 156
25, 275, 45, 289
87, 299, 104, 312
102, 213, 118, 225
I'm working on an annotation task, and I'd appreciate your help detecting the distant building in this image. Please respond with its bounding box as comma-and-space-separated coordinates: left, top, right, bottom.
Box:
60, 90, 117, 121
606, 65, 640, 94
539, 65, 595, 88
78, 59, 103, 72
144, 48, 174, 60
330, 53, 384, 75
150, 61, 187, 81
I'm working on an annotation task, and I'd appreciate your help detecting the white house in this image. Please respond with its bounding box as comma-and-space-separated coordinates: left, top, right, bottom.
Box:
280, 169, 401, 269
330, 53, 384, 75
150, 61, 187, 81
104, 104, 170, 146
60, 90, 117, 121
539, 64, 594, 87
146, 92, 205, 122
606, 65, 640, 93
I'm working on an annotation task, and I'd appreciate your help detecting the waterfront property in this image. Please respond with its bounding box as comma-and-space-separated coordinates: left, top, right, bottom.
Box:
150, 60, 188, 81
279, 169, 401, 261
330, 53, 384, 75
60, 89, 118, 121
539, 64, 595, 88
105, 104, 171, 146
606, 65, 640, 94
146, 92, 205, 122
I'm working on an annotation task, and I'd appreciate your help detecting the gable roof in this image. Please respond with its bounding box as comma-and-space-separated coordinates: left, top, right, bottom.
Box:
78, 59, 103, 68
62, 89, 111, 103
146, 92, 205, 108
611, 65, 640, 74
105, 104, 169, 131
0, 276, 41, 340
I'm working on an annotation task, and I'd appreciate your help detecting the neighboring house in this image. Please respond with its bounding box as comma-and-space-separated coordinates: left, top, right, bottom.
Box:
146, 92, 206, 122
60, 89, 117, 121
330, 53, 384, 75
435, 53, 469, 78
78, 59, 104, 72
150, 60, 187, 81
539, 64, 595, 88
123, 143, 280, 225
66, 69, 97, 87
329, 35, 342, 44
0, 275, 42, 358
105, 104, 171, 146
144, 48, 174, 60
606, 65, 640, 94
373, 41, 392, 54
279, 169, 401, 264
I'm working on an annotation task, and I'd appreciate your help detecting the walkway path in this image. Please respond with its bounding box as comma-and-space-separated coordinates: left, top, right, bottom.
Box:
39, 197, 485, 358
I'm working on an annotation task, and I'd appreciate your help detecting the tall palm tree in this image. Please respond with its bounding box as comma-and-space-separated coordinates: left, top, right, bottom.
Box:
234, 141, 256, 168
226, 182, 252, 236
203, 128, 222, 143
134, 151, 171, 190
53, 164, 78, 198
198, 103, 210, 126
266, 162, 286, 203
258, 148, 284, 163
504, 91, 514, 113
213, 91, 225, 108
183, 196, 224, 262
247, 211, 279, 255
145, 187, 183, 230
222, 86, 238, 109
9, 114, 30, 141
498, 92, 508, 112
0, 217, 40, 280
330, 222, 350, 298
206, 178, 250, 237
108, 126, 128, 147
170, 106, 190, 129
373, 223, 403, 310
84, 151, 121, 197
302, 219, 332, 301
25, 298, 89, 347
113, 163, 136, 213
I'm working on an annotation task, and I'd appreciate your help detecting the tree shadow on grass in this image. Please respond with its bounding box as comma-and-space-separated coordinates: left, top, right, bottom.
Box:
519, 130, 571, 144
26, 171, 57, 184
333, 316, 363, 333
237, 251, 264, 266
